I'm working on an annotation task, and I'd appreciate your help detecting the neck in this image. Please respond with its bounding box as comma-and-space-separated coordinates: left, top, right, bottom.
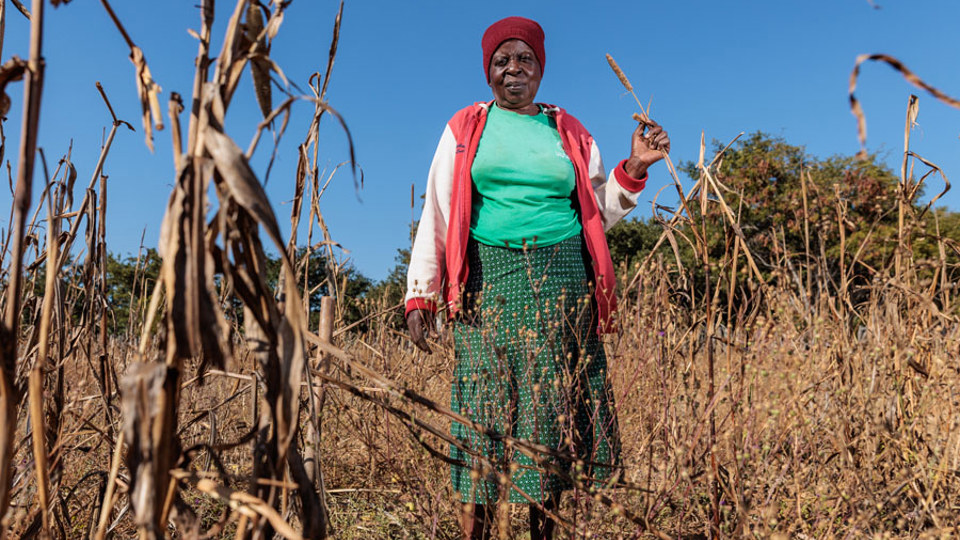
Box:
495, 101, 540, 115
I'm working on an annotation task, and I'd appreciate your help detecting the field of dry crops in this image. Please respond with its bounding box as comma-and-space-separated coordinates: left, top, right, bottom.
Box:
0, 1, 958, 539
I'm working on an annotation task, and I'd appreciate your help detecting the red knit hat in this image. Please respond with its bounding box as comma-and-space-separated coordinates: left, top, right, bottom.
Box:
481, 17, 545, 83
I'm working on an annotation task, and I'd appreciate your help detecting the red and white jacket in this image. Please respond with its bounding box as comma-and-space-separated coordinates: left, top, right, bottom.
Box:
405, 102, 648, 333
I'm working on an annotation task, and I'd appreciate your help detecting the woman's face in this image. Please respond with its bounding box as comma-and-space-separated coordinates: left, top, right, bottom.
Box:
488, 39, 541, 112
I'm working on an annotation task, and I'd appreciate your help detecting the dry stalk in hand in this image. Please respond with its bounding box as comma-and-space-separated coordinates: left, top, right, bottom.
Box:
605, 53, 693, 233
606, 54, 647, 117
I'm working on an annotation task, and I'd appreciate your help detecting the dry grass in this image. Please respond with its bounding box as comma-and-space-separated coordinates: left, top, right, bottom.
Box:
0, 1, 957, 539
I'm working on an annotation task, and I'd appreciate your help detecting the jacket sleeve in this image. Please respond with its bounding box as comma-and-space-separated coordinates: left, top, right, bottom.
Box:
587, 140, 648, 231
405, 124, 456, 316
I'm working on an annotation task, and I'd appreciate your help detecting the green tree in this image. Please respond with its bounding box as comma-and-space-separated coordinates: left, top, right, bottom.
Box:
607, 132, 960, 309
606, 217, 665, 271
103, 249, 162, 334
262, 249, 374, 330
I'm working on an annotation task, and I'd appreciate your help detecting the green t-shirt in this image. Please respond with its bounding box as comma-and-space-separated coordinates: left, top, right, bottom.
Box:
469, 104, 582, 248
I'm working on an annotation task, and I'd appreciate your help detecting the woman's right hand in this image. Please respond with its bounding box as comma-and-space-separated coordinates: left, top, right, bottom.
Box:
624, 114, 670, 179
406, 309, 438, 354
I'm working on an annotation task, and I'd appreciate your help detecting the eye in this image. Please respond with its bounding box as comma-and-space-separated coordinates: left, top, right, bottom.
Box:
494, 56, 508, 67
520, 54, 534, 63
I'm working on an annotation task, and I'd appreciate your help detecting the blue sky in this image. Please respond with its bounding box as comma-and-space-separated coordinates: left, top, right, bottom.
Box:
0, 1, 957, 281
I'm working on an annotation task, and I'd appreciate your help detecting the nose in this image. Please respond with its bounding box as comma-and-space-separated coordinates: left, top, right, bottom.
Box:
505, 57, 522, 74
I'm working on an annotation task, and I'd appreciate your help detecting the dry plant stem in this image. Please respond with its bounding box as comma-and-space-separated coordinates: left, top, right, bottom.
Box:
0, 0, 43, 530
97, 0, 134, 48
169, 93, 184, 172
76, 88, 126, 432
98, 173, 115, 410
51, 110, 124, 273
125, 230, 147, 341
624, 130, 743, 294
168, 471, 304, 540
8, 0, 28, 21
607, 55, 695, 223
632, 149, 768, 323
100, 0, 163, 152
28, 370, 50, 537
700, 165, 768, 288
96, 147, 118, 408
28, 186, 60, 539
186, 0, 213, 155
93, 434, 125, 540
849, 53, 960, 158
99, 0, 163, 150
935, 214, 950, 309
245, 95, 296, 158
802, 169, 812, 308
309, 337, 674, 537
290, 31, 350, 528
319, 1, 343, 102
896, 94, 919, 280
212, 0, 250, 115
295, 10, 344, 517
154, 3, 325, 537
905, 151, 951, 218
305, 297, 334, 490
697, 142, 720, 536
726, 207, 747, 535
0, 0, 5, 66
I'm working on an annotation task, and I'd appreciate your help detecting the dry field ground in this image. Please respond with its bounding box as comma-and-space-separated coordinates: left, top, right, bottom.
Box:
5, 260, 958, 539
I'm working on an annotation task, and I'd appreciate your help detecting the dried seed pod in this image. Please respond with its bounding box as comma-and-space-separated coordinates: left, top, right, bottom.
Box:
606, 53, 632, 92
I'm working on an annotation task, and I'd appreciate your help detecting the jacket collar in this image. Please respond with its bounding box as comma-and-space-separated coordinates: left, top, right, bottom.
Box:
477, 100, 563, 116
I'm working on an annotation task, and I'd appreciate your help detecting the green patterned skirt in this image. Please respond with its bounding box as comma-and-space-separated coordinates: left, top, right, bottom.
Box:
450, 235, 621, 504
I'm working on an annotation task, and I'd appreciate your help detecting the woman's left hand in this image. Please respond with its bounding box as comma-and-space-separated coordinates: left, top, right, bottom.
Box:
624, 114, 670, 179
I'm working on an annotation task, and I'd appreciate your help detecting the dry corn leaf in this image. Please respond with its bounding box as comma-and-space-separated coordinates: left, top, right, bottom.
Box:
130, 46, 164, 152
121, 362, 167, 532
98, 0, 164, 151
203, 127, 284, 248
286, 144, 308, 254
0, 57, 28, 117
906, 151, 951, 219
203, 125, 307, 459
157, 159, 231, 371
318, 1, 343, 101
849, 53, 960, 159
195, 478, 303, 540
214, 0, 250, 112
266, 9, 283, 39
257, 53, 289, 88
156, 167, 193, 361
275, 315, 304, 459
244, 2, 272, 119
308, 98, 360, 190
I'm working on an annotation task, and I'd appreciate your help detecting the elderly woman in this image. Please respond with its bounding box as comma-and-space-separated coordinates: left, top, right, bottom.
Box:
404, 16, 669, 540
